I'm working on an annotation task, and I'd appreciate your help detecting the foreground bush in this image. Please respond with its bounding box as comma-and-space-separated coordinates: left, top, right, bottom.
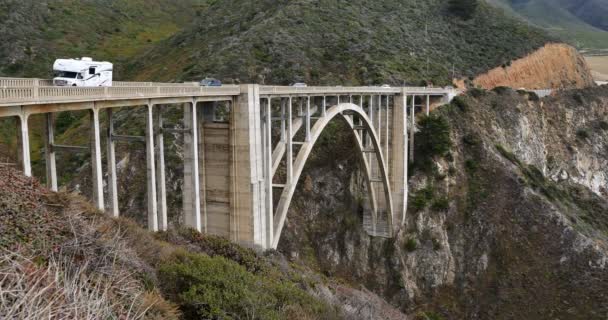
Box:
159, 251, 337, 320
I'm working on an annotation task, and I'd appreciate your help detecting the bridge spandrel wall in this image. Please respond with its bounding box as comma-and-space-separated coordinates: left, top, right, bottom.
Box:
201, 122, 231, 238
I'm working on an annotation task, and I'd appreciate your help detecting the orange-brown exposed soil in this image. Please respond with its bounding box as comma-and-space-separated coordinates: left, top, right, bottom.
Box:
456, 43, 595, 90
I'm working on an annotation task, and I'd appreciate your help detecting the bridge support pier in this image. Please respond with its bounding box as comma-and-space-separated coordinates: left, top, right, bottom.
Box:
145, 104, 159, 231
90, 108, 104, 211
391, 90, 409, 226
106, 109, 119, 217
155, 106, 168, 231
409, 95, 415, 163
18, 114, 31, 177
230, 84, 267, 248
44, 113, 58, 191
183, 101, 202, 232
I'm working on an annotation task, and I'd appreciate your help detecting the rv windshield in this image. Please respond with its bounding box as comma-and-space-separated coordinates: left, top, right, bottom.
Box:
54, 71, 78, 79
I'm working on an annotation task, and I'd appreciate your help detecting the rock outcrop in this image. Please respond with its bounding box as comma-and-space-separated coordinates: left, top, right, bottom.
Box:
280, 86, 608, 318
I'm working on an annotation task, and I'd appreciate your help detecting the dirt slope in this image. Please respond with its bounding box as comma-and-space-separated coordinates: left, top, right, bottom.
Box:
459, 43, 595, 89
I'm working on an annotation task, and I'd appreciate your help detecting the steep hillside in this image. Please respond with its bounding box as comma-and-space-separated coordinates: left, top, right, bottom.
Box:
0, 0, 206, 77
280, 86, 608, 318
126, 0, 552, 85
465, 43, 595, 89
488, 0, 608, 49
0, 164, 412, 319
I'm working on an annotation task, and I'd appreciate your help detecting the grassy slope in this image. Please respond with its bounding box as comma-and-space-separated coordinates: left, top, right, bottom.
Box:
487, 0, 608, 49
0, 165, 342, 319
126, 0, 551, 86
0, 0, 207, 78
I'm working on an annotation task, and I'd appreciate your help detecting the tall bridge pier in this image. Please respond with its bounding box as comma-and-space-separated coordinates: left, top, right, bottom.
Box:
0, 78, 455, 249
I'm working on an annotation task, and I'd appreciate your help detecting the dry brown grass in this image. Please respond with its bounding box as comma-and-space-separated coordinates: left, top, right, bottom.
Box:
0, 166, 180, 320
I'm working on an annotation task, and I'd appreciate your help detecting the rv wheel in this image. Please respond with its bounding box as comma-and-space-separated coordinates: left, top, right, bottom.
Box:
72, 84, 77, 87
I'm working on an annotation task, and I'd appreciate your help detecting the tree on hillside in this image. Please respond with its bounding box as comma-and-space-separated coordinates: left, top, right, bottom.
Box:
448, 0, 479, 20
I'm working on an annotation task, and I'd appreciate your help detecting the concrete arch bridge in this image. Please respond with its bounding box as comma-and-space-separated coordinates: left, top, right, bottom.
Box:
0, 78, 456, 249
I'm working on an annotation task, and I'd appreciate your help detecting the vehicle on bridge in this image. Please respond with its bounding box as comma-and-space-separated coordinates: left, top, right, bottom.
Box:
199, 78, 222, 87
53, 57, 113, 87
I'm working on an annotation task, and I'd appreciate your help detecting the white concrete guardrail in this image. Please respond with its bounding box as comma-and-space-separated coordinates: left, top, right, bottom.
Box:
0, 77, 199, 88
0, 85, 241, 105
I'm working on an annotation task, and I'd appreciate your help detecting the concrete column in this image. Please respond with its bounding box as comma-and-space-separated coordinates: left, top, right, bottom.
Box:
280, 99, 286, 142
44, 113, 57, 191
183, 101, 202, 231
106, 109, 119, 217
426, 95, 430, 116
145, 104, 158, 231
322, 96, 327, 117
19, 114, 31, 177
377, 95, 382, 140
385, 96, 390, 175
90, 108, 104, 211
264, 97, 274, 247
305, 96, 311, 142
391, 90, 408, 226
409, 95, 415, 163
231, 84, 266, 248
155, 106, 168, 230
286, 96, 293, 184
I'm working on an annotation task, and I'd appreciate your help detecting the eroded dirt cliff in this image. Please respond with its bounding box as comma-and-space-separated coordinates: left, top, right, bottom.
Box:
457, 43, 596, 90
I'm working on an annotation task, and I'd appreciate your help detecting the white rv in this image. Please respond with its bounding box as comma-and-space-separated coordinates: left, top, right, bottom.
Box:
53, 57, 113, 87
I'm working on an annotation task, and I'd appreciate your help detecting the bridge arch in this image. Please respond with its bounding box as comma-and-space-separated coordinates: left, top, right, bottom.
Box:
272, 102, 394, 248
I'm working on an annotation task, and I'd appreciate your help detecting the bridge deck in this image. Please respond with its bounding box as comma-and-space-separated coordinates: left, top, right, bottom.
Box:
0, 77, 454, 109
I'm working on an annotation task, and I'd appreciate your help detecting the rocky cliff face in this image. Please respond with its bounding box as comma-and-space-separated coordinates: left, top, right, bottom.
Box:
458, 43, 596, 90
280, 86, 608, 318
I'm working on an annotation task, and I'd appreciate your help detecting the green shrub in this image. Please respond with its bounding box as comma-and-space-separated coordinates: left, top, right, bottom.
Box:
159, 251, 333, 320
462, 133, 481, 146
431, 197, 449, 211
452, 96, 470, 112
181, 230, 264, 273
465, 159, 478, 172
527, 91, 540, 101
412, 185, 435, 210
496, 145, 521, 166
492, 86, 512, 95
576, 129, 590, 140
405, 238, 418, 252
468, 87, 486, 98
416, 115, 452, 157
573, 92, 585, 104
432, 238, 443, 251
447, 0, 479, 20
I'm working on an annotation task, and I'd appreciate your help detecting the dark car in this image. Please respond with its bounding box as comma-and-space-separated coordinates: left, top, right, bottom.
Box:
199, 78, 222, 87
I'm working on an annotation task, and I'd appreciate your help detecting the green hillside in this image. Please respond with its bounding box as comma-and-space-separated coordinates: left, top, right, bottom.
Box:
0, 0, 206, 78
125, 0, 552, 86
487, 0, 608, 49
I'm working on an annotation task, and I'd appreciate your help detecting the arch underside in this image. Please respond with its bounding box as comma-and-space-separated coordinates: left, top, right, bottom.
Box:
271, 103, 394, 249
